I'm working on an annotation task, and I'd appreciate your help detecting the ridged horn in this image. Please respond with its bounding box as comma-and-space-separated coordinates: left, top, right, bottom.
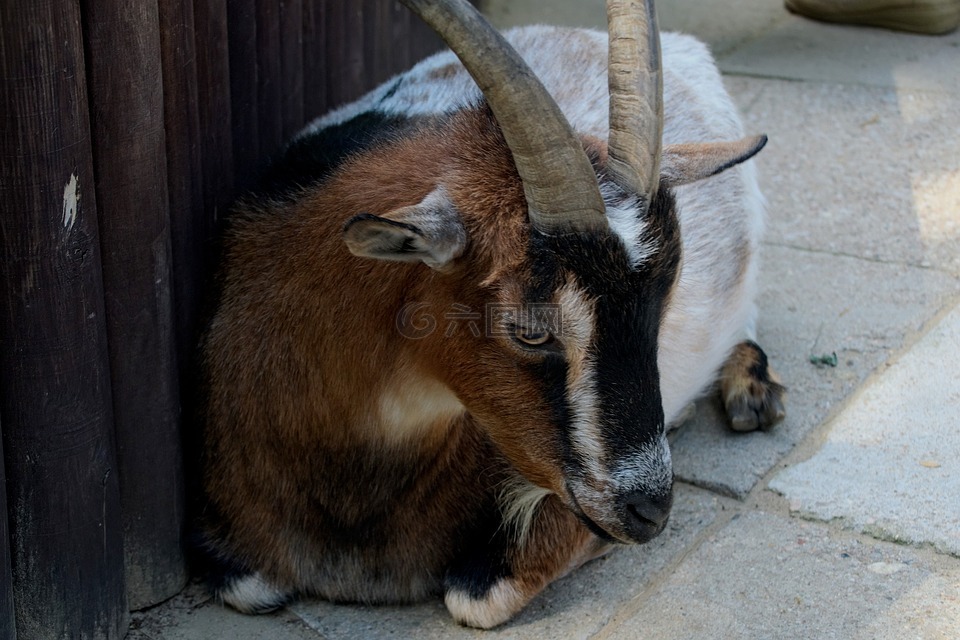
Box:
399, 0, 608, 235
606, 0, 663, 206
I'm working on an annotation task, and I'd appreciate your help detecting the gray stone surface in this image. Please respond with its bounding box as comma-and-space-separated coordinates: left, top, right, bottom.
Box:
290, 486, 719, 640
127, 583, 319, 640
670, 244, 958, 498
770, 303, 960, 557
667, 66, 960, 499
481, 0, 608, 31
727, 75, 960, 275
481, 0, 789, 56
720, 16, 960, 93
603, 513, 960, 640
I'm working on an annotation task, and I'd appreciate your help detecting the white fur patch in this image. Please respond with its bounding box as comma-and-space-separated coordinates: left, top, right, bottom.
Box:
599, 182, 658, 269
556, 282, 607, 484
497, 473, 551, 546
445, 579, 524, 629
218, 572, 289, 614
377, 374, 465, 442
610, 432, 673, 497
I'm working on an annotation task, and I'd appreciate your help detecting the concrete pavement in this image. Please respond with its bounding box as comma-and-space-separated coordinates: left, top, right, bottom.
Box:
131, 0, 960, 637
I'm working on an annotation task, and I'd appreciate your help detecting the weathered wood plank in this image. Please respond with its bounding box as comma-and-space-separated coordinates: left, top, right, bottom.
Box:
0, 419, 15, 639
159, 0, 208, 374
227, 0, 260, 191
80, 0, 187, 610
407, 0, 446, 62
302, 0, 329, 121
0, 0, 128, 636
256, 0, 284, 162
325, 0, 367, 108
192, 0, 236, 222
362, 0, 388, 91
280, 0, 306, 138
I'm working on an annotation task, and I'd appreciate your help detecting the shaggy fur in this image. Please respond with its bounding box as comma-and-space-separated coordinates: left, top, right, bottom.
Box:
199, 25, 785, 628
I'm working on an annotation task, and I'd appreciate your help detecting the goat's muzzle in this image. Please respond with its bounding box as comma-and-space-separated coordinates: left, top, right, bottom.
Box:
620, 488, 672, 543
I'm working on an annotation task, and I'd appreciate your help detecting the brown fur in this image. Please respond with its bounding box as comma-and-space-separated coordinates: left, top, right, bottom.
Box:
201, 108, 591, 612
201, 99, 780, 625
446, 496, 611, 628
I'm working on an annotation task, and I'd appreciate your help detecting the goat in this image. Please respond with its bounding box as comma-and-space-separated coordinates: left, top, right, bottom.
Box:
198, 0, 786, 629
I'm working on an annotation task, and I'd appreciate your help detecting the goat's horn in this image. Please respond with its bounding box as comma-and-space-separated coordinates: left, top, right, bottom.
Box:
400, 0, 608, 235
606, 0, 663, 206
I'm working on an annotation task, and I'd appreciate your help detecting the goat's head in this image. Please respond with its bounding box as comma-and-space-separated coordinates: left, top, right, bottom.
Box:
340, 0, 765, 544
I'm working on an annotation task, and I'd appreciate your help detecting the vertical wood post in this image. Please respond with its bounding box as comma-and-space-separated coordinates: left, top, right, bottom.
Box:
256, 0, 284, 161
325, 1, 367, 108
0, 0, 128, 636
0, 419, 16, 640
281, 0, 306, 138
363, 0, 390, 88
159, 0, 208, 376
302, 0, 329, 122
403, 0, 445, 65
192, 0, 236, 223
80, 0, 187, 610
185, 1, 236, 518
227, 0, 261, 191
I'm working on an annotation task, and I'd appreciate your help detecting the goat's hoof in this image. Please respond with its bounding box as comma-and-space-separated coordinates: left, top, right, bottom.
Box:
720, 340, 786, 432
216, 571, 293, 615
445, 579, 526, 629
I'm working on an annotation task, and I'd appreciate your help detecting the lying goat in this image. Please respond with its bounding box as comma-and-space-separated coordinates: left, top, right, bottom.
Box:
199, 0, 785, 628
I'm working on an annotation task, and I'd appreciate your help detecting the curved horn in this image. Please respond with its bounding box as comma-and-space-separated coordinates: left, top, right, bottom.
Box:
606, 0, 663, 205
400, 0, 607, 235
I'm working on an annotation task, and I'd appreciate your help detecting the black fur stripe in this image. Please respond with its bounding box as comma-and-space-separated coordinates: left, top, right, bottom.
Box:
251, 110, 417, 203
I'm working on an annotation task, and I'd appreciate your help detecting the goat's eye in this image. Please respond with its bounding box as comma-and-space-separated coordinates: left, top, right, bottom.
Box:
514, 328, 553, 347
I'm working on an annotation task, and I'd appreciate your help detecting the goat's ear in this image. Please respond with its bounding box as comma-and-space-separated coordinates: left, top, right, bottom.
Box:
342, 187, 466, 270
660, 134, 767, 187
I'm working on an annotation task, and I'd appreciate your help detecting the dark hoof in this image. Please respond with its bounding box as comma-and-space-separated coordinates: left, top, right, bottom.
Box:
720, 340, 787, 432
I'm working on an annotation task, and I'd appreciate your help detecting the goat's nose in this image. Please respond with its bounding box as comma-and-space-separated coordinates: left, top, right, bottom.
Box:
621, 490, 672, 543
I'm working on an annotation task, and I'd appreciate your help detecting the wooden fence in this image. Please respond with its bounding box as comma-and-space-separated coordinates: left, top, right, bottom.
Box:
0, 1, 448, 637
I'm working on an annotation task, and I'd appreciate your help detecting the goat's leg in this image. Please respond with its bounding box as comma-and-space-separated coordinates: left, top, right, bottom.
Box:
214, 567, 295, 614
444, 495, 609, 629
719, 340, 786, 432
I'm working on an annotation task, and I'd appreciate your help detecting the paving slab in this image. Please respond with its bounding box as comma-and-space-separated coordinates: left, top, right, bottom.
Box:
127, 582, 320, 640
725, 75, 960, 275
601, 512, 960, 640
670, 244, 958, 498
769, 302, 960, 557
719, 15, 960, 94
289, 486, 719, 640
481, 0, 789, 56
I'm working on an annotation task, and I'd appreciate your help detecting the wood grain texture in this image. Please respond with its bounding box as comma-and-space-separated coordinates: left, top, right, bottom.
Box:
0, 419, 15, 639
256, 0, 284, 162
192, 0, 236, 222
280, 0, 306, 139
302, 0, 328, 122
0, 0, 128, 636
227, 0, 260, 192
80, 0, 187, 610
